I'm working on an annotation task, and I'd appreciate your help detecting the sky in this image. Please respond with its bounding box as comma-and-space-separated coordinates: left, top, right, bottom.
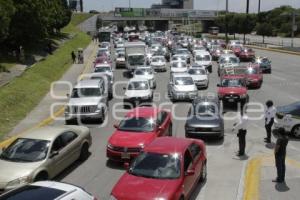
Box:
84, 0, 300, 13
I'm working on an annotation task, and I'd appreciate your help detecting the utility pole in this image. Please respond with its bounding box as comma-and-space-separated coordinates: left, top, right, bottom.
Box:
258, 0, 261, 13
225, 0, 229, 44
291, 11, 296, 48
246, 0, 249, 14
244, 0, 250, 44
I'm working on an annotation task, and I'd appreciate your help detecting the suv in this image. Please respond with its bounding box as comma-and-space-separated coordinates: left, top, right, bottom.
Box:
65, 79, 108, 124
185, 96, 224, 139
217, 75, 249, 105
168, 73, 198, 101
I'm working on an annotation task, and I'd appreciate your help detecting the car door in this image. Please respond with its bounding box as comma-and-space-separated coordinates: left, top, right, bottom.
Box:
157, 111, 170, 136
189, 143, 203, 184
60, 131, 81, 165
183, 149, 195, 197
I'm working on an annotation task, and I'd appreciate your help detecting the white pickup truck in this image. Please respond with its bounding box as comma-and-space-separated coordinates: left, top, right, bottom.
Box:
125, 42, 146, 73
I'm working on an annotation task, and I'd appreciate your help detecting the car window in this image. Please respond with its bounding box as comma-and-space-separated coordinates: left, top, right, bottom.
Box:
184, 150, 193, 172
189, 143, 201, 162
51, 136, 64, 152
157, 111, 168, 126
61, 132, 78, 146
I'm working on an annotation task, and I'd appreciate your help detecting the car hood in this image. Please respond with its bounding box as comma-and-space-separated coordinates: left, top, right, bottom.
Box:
175, 84, 197, 92
152, 61, 165, 66
247, 74, 262, 80
186, 115, 221, 127
112, 173, 180, 200
134, 75, 154, 80
68, 97, 101, 106
109, 130, 156, 147
0, 159, 42, 184
190, 75, 208, 81
218, 87, 247, 95
171, 68, 188, 73
195, 61, 211, 66
125, 90, 151, 98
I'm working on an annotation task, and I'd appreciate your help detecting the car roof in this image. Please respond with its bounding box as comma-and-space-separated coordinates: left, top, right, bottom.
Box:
144, 137, 192, 155
172, 73, 191, 78
21, 126, 75, 141
125, 107, 163, 118
75, 79, 101, 88
129, 77, 149, 82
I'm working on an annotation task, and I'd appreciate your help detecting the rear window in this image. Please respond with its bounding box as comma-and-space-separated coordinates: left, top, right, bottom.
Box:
0, 185, 66, 200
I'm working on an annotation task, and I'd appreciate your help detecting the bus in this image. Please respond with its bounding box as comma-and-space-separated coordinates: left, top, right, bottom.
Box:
209, 26, 219, 35
98, 29, 111, 42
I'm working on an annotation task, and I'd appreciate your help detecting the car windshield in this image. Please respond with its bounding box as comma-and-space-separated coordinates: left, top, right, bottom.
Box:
246, 68, 258, 74
135, 69, 153, 76
175, 77, 194, 85
128, 55, 144, 65
195, 103, 217, 116
71, 88, 101, 98
220, 57, 239, 64
176, 49, 189, 54
95, 67, 111, 73
172, 62, 186, 68
188, 68, 206, 75
195, 55, 210, 61
221, 79, 243, 87
277, 102, 300, 115
0, 138, 50, 162
129, 152, 181, 179
152, 57, 165, 62
128, 81, 149, 90
118, 117, 156, 132
172, 56, 185, 61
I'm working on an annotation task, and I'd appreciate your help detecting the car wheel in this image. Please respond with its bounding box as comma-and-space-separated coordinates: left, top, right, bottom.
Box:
79, 143, 89, 161
200, 162, 207, 182
292, 125, 300, 138
34, 172, 48, 182
168, 123, 173, 136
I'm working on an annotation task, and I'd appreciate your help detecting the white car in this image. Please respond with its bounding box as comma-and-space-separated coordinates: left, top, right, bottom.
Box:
192, 45, 207, 56
194, 52, 212, 73
170, 61, 188, 73
168, 73, 198, 101
274, 102, 300, 138
133, 67, 156, 89
123, 78, 153, 107
188, 67, 209, 89
94, 64, 114, 82
0, 181, 96, 199
218, 54, 240, 76
150, 56, 167, 72
171, 54, 188, 64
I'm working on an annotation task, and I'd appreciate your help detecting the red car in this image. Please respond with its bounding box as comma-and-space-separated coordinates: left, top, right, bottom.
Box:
94, 56, 112, 67
245, 64, 263, 88
239, 48, 255, 61
231, 45, 243, 57
107, 107, 172, 162
110, 137, 207, 200
217, 75, 249, 105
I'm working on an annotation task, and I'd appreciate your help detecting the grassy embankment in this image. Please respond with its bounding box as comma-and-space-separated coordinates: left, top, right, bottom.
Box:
0, 13, 93, 138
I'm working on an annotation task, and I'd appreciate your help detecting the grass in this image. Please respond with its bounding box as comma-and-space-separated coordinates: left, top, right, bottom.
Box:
0, 13, 92, 138
0, 55, 18, 72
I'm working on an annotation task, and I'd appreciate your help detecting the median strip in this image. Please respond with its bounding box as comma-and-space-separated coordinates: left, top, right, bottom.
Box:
246, 45, 300, 56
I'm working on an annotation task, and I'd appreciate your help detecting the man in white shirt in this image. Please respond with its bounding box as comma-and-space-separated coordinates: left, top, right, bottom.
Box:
265, 100, 276, 143
233, 112, 248, 156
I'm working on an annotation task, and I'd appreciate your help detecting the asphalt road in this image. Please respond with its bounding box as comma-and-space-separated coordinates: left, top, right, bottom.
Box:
48, 47, 300, 200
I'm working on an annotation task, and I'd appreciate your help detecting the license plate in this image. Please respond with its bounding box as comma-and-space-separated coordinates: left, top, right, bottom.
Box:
121, 153, 130, 159
228, 99, 234, 102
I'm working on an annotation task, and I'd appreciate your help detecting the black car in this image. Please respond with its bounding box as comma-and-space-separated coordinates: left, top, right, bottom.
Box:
252, 57, 271, 73
185, 96, 224, 139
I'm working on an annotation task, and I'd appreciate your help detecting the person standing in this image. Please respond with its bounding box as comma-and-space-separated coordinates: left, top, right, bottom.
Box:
264, 100, 276, 143
233, 112, 248, 156
71, 51, 76, 63
273, 127, 289, 183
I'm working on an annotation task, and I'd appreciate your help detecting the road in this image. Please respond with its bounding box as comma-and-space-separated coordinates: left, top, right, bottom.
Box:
43, 47, 300, 200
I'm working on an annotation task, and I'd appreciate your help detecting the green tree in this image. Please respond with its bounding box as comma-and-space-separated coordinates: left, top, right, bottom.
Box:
0, 0, 15, 43
256, 23, 273, 43
235, 13, 256, 44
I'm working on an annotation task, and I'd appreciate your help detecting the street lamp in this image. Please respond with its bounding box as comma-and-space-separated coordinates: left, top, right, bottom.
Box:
258, 0, 261, 13
225, 0, 229, 44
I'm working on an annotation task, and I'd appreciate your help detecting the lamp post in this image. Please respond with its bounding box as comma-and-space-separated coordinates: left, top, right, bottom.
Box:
258, 0, 261, 13
225, 0, 229, 44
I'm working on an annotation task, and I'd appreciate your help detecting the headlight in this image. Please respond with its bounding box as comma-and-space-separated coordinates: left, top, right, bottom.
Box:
7, 176, 31, 187
107, 143, 114, 150
109, 195, 118, 200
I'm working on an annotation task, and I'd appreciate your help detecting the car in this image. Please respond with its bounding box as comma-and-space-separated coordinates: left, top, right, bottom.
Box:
89, 73, 113, 99
100, 42, 111, 50
218, 54, 240, 76
94, 64, 114, 84
217, 75, 249, 105
231, 45, 243, 57
239, 48, 255, 61
107, 107, 172, 162
187, 67, 209, 89
123, 78, 153, 107
133, 67, 156, 89
171, 54, 188, 64
116, 41, 124, 48
185, 96, 224, 139
168, 73, 198, 101
115, 52, 126, 68
170, 61, 188, 73
97, 48, 110, 58
0, 181, 96, 200
211, 48, 224, 61
173, 48, 192, 63
252, 56, 272, 73
150, 56, 167, 72
65, 79, 108, 124
219, 66, 247, 79
244, 64, 263, 88
93, 56, 112, 67
194, 51, 213, 73
274, 101, 300, 138
110, 137, 207, 200
0, 126, 91, 191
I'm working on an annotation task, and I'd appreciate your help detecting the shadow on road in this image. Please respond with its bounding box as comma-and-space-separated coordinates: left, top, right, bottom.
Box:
189, 179, 207, 200
275, 182, 290, 192
106, 159, 126, 170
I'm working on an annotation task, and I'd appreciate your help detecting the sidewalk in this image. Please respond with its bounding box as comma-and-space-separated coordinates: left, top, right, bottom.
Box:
4, 41, 97, 139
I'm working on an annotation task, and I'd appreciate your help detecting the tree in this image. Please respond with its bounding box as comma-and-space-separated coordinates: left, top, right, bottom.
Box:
256, 23, 273, 43
0, 0, 15, 43
235, 13, 256, 44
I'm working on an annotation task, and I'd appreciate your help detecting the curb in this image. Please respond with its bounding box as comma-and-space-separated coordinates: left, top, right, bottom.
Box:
0, 43, 97, 148
246, 45, 300, 56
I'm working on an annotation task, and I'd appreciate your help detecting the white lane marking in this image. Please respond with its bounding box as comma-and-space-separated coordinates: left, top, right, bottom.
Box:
271, 74, 286, 81
236, 161, 247, 200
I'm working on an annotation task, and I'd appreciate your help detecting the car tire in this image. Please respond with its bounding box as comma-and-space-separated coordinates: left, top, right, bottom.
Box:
34, 172, 48, 182
79, 143, 89, 161
291, 125, 300, 138
200, 161, 207, 182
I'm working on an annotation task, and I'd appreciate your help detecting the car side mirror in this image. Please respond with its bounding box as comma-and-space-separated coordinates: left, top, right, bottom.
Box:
185, 169, 195, 176
113, 124, 119, 129
216, 84, 220, 87
50, 151, 59, 158
124, 162, 130, 170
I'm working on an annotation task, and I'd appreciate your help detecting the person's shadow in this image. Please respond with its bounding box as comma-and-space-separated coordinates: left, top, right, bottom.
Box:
275, 182, 290, 192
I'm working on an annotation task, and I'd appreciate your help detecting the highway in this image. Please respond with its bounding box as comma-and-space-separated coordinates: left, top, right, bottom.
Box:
43, 46, 300, 199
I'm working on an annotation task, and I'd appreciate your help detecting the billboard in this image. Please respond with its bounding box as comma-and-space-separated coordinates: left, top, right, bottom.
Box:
114, 8, 145, 17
